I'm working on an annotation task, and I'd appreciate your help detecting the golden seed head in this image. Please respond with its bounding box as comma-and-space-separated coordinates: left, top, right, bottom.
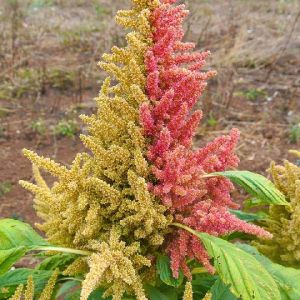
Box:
255, 156, 300, 266
21, 1, 172, 299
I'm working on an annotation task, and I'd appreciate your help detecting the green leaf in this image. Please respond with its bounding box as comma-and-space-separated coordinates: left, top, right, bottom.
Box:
0, 219, 48, 250
89, 288, 112, 300
237, 244, 300, 300
56, 281, 80, 299
223, 231, 252, 242
37, 253, 76, 271
60, 287, 112, 300
243, 198, 265, 209
0, 247, 27, 275
0, 268, 53, 299
197, 232, 280, 300
145, 285, 170, 300
156, 255, 183, 288
210, 278, 237, 300
229, 209, 265, 223
210, 171, 288, 205
192, 274, 218, 298
0, 219, 49, 274
158, 285, 178, 300
63, 290, 81, 300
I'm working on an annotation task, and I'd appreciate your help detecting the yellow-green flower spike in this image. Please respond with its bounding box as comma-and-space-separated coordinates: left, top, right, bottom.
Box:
8, 272, 57, 300
9, 285, 24, 300
39, 270, 59, 300
20, 0, 171, 299
183, 281, 193, 300
255, 151, 300, 266
24, 276, 34, 300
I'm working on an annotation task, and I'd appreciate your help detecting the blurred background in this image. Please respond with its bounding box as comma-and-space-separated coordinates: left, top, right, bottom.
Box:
0, 0, 299, 224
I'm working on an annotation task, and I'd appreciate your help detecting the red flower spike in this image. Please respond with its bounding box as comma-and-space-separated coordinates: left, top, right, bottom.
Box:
140, 103, 155, 136
140, 0, 271, 278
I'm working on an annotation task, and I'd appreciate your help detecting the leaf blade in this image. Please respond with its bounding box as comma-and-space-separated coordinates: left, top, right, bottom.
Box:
197, 232, 280, 300
0, 219, 48, 250
0, 219, 50, 275
237, 244, 300, 300
37, 253, 76, 271
229, 209, 265, 223
210, 171, 288, 205
0, 247, 27, 275
145, 285, 170, 300
156, 255, 183, 288
210, 278, 237, 300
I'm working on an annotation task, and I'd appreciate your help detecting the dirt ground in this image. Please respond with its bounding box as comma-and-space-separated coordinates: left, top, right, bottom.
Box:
0, 0, 299, 225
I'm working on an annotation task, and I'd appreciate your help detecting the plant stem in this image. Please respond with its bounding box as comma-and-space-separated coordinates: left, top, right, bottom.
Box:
35, 246, 91, 256
201, 173, 223, 179
201, 174, 214, 178
171, 222, 198, 236
58, 277, 83, 283
191, 267, 207, 275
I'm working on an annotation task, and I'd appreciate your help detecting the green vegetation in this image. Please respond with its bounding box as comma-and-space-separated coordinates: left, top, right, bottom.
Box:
289, 124, 300, 144
31, 118, 47, 136
0, 182, 12, 198
0, 67, 78, 101
54, 119, 78, 138
48, 68, 76, 91
94, 4, 110, 17
206, 112, 218, 127
235, 88, 268, 102
29, 0, 55, 10
0, 69, 39, 100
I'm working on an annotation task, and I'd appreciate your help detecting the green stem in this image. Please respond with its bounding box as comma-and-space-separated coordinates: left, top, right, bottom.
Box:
171, 222, 198, 236
201, 173, 223, 179
201, 174, 213, 178
58, 277, 83, 283
35, 246, 91, 256
191, 267, 207, 275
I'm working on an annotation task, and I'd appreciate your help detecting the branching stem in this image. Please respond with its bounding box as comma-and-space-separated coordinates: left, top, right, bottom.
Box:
191, 267, 207, 274
171, 222, 198, 236
35, 246, 91, 256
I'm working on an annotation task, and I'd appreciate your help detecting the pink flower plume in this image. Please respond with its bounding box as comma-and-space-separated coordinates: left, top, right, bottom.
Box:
140, 0, 271, 278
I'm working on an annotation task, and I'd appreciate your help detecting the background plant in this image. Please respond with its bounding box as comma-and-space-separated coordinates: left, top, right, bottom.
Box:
255, 150, 300, 267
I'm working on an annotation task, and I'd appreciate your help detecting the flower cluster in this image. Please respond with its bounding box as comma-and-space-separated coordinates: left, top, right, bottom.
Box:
255, 151, 300, 267
9, 271, 58, 300
21, 1, 171, 299
20, 0, 271, 298
141, 0, 271, 278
